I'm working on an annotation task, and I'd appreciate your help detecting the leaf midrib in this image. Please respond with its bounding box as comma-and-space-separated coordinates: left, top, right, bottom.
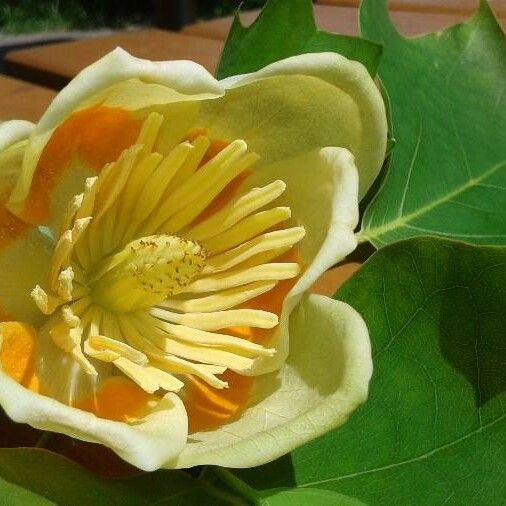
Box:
359, 159, 506, 243
298, 413, 505, 489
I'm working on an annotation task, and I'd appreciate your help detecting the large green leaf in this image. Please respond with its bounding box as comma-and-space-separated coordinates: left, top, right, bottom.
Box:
260, 488, 367, 505
235, 238, 506, 505
216, 0, 381, 79
358, 0, 506, 247
0, 448, 212, 505
0, 476, 52, 506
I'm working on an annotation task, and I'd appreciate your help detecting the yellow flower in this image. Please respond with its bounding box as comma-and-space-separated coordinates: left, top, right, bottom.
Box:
0, 49, 386, 471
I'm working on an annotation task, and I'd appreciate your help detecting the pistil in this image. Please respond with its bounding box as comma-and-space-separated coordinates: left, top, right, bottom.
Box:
90, 235, 206, 312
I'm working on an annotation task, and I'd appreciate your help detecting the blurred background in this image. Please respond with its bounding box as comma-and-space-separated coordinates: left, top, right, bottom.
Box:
0, 0, 503, 123
0, 0, 268, 34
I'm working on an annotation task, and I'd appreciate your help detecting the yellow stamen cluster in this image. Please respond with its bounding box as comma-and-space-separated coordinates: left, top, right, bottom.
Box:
31, 112, 305, 396
91, 235, 207, 312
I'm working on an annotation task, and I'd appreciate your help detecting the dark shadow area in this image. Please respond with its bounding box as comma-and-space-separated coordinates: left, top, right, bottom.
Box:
0, 409, 41, 447
234, 453, 296, 490
439, 284, 506, 408
343, 241, 376, 264
0, 409, 140, 478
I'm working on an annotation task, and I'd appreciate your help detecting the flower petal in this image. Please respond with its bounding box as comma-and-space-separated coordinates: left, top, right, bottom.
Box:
0, 120, 34, 152
7, 48, 225, 226
0, 219, 52, 324
36, 47, 223, 135
173, 293, 372, 468
0, 364, 188, 472
235, 147, 359, 375
0, 122, 52, 324
199, 52, 387, 199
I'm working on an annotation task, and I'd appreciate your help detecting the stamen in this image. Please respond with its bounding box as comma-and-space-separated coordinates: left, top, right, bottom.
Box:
161, 280, 278, 312
84, 335, 148, 364
161, 152, 259, 234
144, 366, 184, 392
202, 207, 292, 254
31, 126, 305, 415
184, 263, 300, 293
152, 319, 275, 357
57, 267, 74, 300
113, 357, 160, 393
136, 112, 164, 157
118, 316, 228, 389
188, 180, 287, 242
50, 217, 91, 290
165, 136, 211, 193
121, 142, 194, 243
49, 308, 96, 375
146, 140, 249, 233
93, 146, 142, 221
87, 146, 141, 262
32, 285, 65, 315
204, 227, 305, 273
141, 320, 256, 372
150, 307, 278, 331
111, 153, 163, 247
154, 358, 228, 389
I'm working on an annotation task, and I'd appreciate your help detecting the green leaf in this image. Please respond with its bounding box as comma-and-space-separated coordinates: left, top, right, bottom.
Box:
358, 0, 506, 247
0, 448, 211, 505
200, 467, 366, 505
261, 488, 367, 505
235, 238, 506, 505
0, 476, 53, 506
216, 0, 381, 79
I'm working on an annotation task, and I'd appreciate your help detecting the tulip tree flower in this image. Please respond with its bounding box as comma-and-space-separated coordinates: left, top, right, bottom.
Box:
0, 49, 386, 471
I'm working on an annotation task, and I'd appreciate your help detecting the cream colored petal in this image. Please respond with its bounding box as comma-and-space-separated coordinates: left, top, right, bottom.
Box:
172, 294, 372, 468
235, 147, 359, 375
7, 49, 226, 225
77, 79, 203, 157
0, 120, 52, 325
0, 120, 33, 193
36, 47, 224, 135
200, 52, 387, 199
0, 369, 188, 471
0, 120, 34, 152
0, 227, 52, 325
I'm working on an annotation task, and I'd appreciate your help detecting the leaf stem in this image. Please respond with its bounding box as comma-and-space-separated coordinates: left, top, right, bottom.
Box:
216, 467, 261, 503
200, 466, 262, 505
355, 230, 370, 245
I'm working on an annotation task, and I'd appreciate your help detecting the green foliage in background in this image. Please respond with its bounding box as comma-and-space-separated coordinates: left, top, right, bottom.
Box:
204, 0, 267, 18
217, 0, 381, 78
359, 0, 506, 247
0, 0, 268, 34
235, 237, 506, 505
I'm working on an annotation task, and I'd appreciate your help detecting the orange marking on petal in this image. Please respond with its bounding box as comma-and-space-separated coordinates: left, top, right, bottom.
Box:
201, 138, 231, 166
186, 128, 207, 142
0, 203, 30, 249
0, 322, 38, 388
184, 251, 301, 431
225, 250, 301, 344
23, 106, 141, 224
183, 370, 254, 433
75, 376, 160, 422
185, 131, 252, 227
0, 307, 12, 322
192, 170, 251, 226
186, 128, 231, 166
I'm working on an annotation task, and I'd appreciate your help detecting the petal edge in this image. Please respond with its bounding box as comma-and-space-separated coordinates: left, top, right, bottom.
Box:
173, 293, 372, 468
